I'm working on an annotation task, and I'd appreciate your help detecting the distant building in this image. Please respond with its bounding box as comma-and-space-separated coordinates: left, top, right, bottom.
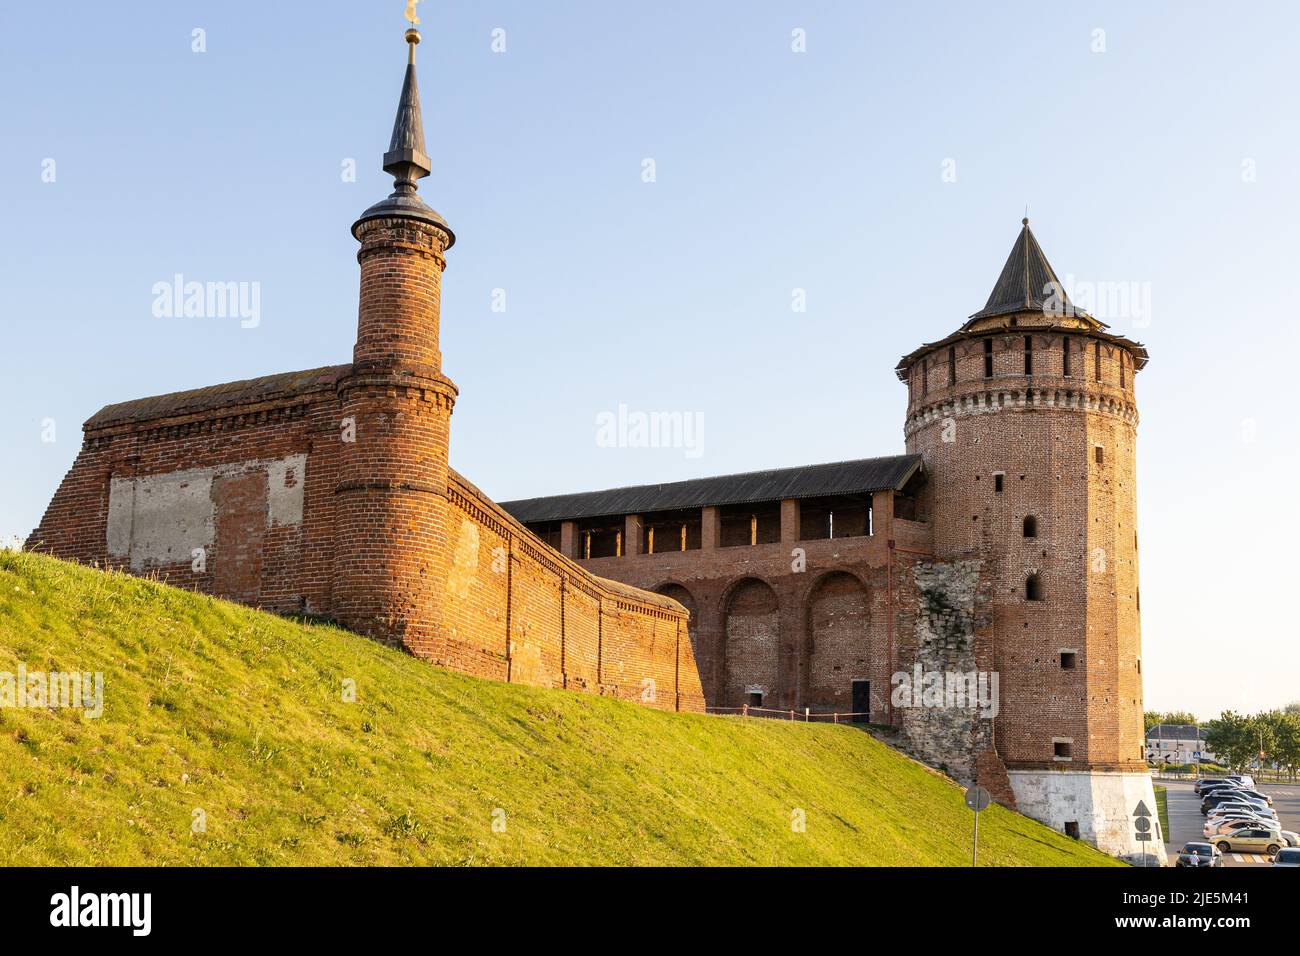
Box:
1145, 724, 1214, 764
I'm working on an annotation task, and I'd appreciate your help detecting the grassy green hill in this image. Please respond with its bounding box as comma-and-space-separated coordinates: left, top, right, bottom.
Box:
0, 550, 1120, 866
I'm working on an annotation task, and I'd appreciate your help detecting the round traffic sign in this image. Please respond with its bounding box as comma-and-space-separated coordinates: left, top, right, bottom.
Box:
965, 786, 992, 812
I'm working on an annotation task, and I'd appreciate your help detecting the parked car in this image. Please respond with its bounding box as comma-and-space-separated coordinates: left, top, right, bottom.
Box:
1272, 848, 1300, 867
1202, 794, 1269, 814
1194, 778, 1228, 795
1205, 817, 1270, 837
1176, 842, 1223, 868
1203, 800, 1259, 818
1232, 788, 1273, 806
1207, 803, 1264, 817
1198, 781, 1238, 794
1204, 787, 1266, 804
1204, 819, 1299, 845
1213, 807, 1278, 825
1226, 774, 1256, 790
1200, 788, 1240, 803
1213, 829, 1283, 856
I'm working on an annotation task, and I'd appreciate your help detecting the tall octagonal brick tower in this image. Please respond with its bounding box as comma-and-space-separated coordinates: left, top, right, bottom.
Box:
896, 220, 1161, 863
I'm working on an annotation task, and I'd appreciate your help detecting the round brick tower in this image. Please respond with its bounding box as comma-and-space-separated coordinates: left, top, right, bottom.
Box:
896, 220, 1161, 863
333, 28, 458, 657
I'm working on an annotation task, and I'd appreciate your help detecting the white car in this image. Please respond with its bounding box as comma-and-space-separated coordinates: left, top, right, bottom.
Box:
1208, 802, 1272, 818
1204, 819, 1300, 846
1209, 801, 1276, 820
1196, 816, 1268, 832
1206, 809, 1268, 826
1205, 816, 1265, 834
1204, 816, 1276, 834
1233, 789, 1273, 806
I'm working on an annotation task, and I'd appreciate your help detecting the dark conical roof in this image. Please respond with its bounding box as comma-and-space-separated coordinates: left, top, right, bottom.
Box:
383, 62, 431, 181
966, 219, 1082, 322
353, 29, 454, 244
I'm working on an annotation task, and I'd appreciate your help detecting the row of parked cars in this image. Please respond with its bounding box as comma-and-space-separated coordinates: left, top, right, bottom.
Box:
1176, 774, 1300, 867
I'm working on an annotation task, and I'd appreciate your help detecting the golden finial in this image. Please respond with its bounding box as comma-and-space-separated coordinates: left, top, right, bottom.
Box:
404, 1, 422, 62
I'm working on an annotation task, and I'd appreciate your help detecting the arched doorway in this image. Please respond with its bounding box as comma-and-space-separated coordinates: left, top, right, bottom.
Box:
655, 583, 698, 654
723, 578, 779, 709
805, 571, 870, 714
656, 582, 707, 700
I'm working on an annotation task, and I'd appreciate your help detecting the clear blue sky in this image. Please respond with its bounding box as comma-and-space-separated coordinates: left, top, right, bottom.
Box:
2, 1, 1297, 719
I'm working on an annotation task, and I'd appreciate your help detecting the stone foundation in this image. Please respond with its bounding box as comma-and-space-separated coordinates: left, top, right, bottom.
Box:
1008, 768, 1168, 865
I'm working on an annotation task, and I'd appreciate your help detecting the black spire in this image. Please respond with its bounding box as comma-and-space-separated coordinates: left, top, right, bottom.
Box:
353, 28, 454, 244
383, 30, 432, 190
966, 218, 1084, 323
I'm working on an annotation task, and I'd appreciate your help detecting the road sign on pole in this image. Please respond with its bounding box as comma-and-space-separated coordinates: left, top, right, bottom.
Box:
965, 786, 991, 867
1133, 800, 1154, 868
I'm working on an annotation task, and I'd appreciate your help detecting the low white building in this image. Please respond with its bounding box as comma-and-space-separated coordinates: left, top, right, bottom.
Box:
1145, 723, 1215, 765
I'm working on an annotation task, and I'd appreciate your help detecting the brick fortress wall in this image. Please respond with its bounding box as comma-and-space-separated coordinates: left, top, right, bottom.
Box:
26, 33, 703, 713
27, 385, 702, 712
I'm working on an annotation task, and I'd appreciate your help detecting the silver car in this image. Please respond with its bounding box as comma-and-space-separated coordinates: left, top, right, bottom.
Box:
1213, 828, 1283, 857
1206, 819, 1300, 846
1210, 801, 1276, 820
1273, 847, 1300, 867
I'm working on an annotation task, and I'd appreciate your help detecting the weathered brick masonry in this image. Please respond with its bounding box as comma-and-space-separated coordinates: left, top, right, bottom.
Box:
27, 31, 704, 714
27, 27, 1158, 862
503, 219, 1161, 862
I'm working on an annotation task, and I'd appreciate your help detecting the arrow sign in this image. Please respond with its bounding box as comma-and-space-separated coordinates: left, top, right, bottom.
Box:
1133, 801, 1156, 859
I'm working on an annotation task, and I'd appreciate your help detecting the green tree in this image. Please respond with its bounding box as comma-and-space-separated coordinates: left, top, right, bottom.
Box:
1205, 712, 1258, 770
1259, 710, 1300, 778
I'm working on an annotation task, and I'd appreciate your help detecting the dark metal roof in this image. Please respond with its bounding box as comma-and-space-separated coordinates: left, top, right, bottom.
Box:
499, 455, 923, 524
965, 219, 1091, 324
895, 220, 1148, 378
353, 31, 454, 244
384, 61, 431, 181
85, 365, 348, 430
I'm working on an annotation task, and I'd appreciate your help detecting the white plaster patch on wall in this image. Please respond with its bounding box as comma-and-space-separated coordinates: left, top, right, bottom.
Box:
106, 454, 306, 569
446, 518, 480, 599
106, 468, 215, 569
265, 453, 307, 527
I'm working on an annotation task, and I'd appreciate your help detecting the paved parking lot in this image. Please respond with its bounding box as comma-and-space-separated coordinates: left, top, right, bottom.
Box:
1161, 780, 1300, 866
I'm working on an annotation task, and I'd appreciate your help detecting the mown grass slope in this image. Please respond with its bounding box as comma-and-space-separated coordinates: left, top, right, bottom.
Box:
0, 550, 1121, 866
